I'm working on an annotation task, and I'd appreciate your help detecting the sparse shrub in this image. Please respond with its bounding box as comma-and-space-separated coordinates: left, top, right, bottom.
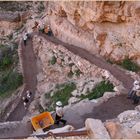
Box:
0, 56, 12, 70
80, 81, 114, 100
45, 82, 76, 111
119, 58, 140, 72
0, 70, 23, 97
0, 44, 21, 98
50, 56, 56, 65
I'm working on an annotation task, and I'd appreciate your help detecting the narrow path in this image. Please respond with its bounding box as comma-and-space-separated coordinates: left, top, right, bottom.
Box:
3, 32, 137, 138
6, 35, 37, 121
37, 33, 137, 129
64, 94, 135, 129
39, 32, 134, 92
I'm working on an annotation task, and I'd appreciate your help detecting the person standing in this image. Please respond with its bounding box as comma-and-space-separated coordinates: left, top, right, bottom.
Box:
23, 32, 28, 46
26, 90, 32, 99
127, 80, 140, 99
132, 88, 140, 104
55, 101, 67, 126
22, 96, 29, 110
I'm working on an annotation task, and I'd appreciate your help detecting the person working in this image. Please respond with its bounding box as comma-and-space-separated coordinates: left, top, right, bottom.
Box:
55, 101, 67, 126
26, 90, 32, 99
23, 32, 28, 46
22, 96, 29, 109
127, 80, 140, 99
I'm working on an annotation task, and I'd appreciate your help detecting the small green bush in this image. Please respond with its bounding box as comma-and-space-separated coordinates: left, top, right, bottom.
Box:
80, 81, 114, 100
0, 56, 12, 70
0, 70, 23, 97
119, 58, 140, 72
50, 56, 56, 65
45, 82, 76, 111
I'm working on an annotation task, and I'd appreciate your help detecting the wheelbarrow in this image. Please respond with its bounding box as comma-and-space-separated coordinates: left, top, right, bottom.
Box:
31, 112, 54, 132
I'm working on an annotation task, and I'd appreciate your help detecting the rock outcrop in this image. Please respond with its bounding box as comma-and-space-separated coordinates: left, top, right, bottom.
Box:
46, 1, 140, 64
85, 118, 110, 139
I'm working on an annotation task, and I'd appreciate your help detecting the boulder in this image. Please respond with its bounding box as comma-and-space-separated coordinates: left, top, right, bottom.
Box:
132, 122, 140, 134
85, 118, 110, 139
104, 121, 123, 139
105, 121, 140, 139
71, 90, 78, 97
68, 97, 80, 105
118, 110, 140, 123
103, 92, 116, 101
135, 105, 140, 112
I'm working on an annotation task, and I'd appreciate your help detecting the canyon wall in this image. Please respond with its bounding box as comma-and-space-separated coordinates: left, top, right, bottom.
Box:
46, 1, 140, 64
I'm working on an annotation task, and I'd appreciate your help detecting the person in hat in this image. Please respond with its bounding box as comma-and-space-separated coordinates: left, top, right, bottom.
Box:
26, 90, 32, 99
127, 80, 140, 99
23, 32, 28, 46
55, 101, 67, 126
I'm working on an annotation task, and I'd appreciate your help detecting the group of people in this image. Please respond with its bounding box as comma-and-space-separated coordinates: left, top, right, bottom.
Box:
128, 80, 140, 104
23, 22, 52, 46
22, 90, 66, 125
22, 90, 32, 109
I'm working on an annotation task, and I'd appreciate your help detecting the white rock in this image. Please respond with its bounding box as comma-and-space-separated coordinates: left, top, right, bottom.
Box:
103, 92, 116, 101
102, 70, 110, 79
37, 73, 44, 82
33, 125, 75, 136
85, 118, 110, 139
118, 110, 140, 123
68, 97, 80, 105
71, 90, 78, 96
132, 122, 140, 134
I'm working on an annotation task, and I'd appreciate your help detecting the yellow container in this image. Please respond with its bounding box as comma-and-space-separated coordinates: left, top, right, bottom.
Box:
31, 112, 54, 131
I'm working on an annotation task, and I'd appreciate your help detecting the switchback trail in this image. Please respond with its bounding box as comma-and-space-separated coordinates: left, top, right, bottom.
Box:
6, 32, 134, 122
3, 32, 137, 138
39, 32, 134, 91
6, 35, 37, 121
36, 33, 136, 129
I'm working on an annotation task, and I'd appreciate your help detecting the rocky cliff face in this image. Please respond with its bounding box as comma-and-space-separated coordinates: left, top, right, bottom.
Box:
46, 1, 140, 64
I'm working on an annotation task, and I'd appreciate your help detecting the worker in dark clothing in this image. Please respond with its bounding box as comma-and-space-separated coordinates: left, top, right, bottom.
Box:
22, 96, 29, 109
127, 80, 140, 99
132, 90, 140, 104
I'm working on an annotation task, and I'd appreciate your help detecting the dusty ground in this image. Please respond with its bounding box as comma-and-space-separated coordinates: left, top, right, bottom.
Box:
2, 32, 138, 138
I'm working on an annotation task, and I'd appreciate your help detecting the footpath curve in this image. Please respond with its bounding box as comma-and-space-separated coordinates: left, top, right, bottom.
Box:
6, 35, 37, 121
38, 32, 134, 91
1, 32, 137, 138
7, 32, 134, 122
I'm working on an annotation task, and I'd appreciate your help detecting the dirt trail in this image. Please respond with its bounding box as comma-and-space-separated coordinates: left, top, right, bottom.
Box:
6, 35, 37, 121
39, 33, 134, 91
2, 32, 138, 138
6, 32, 134, 122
